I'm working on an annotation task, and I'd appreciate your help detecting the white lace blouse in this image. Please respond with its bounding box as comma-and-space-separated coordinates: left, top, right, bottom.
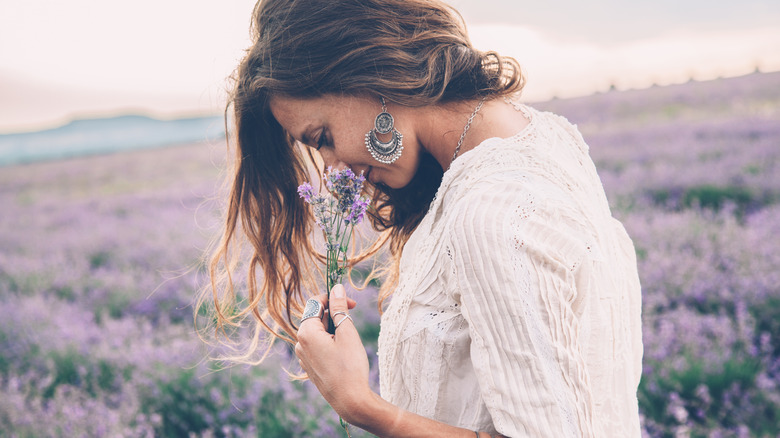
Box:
376, 104, 643, 437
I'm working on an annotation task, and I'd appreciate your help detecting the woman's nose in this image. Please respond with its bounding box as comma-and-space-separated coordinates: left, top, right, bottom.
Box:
319, 148, 348, 170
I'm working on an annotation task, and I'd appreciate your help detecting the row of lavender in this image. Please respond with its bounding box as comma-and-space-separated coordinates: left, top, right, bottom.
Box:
1, 72, 778, 436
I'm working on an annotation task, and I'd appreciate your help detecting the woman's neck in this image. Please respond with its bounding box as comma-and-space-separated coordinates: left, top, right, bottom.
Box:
412, 98, 530, 170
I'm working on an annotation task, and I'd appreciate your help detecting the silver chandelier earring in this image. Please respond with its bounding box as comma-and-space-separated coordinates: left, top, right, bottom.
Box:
365, 97, 404, 164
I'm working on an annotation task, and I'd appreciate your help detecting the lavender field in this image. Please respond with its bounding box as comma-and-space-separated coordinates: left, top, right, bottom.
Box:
1, 72, 779, 437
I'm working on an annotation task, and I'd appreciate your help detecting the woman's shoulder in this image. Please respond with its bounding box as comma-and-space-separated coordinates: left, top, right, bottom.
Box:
439, 137, 573, 218
428, 101, 603, 238
439, 165, 567, 246
437, 139, 602, 260
446, 107, 587, 178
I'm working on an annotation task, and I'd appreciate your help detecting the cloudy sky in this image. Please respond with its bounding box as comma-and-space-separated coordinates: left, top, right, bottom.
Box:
1, 0, 779, 133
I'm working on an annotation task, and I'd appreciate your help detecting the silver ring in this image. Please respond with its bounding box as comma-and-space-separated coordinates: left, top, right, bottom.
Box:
334, 314, 353, 330
301, 299, 323, 322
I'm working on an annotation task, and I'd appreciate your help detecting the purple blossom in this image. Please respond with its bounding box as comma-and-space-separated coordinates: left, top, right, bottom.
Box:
297, 181, 314, 202
346, 196, 369, 225
298, 167, 369, 244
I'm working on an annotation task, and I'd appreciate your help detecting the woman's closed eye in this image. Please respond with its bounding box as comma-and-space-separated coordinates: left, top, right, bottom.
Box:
316, 130, 329, 151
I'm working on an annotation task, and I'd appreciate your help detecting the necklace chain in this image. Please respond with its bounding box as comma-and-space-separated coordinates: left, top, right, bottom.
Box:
450, 97, 487, 168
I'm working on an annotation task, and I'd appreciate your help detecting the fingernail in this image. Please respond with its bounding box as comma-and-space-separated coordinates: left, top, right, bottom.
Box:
333, 285, 345, 299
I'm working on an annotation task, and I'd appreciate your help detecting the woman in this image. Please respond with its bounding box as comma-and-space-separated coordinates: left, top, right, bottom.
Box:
204, 0, 643, 436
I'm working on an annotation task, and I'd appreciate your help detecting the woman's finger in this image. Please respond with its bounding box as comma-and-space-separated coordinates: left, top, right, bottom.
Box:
329, 285, 362, 347
299, 295, 329, 332
300, 289, 359, 329
305, 291, 359, 310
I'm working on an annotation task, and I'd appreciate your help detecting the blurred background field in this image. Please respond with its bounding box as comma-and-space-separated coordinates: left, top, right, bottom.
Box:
0, 71, 778, 437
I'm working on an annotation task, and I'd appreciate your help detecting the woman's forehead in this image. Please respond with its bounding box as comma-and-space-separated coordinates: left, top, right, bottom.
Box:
269, 96, 316, 137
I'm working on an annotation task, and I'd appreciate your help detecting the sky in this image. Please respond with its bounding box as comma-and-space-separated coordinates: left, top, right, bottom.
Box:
1, 0, 779, 133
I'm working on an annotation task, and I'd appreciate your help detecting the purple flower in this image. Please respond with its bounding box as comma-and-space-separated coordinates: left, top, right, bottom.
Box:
298, 167, 368, 235
346, 196, 369, 225
297, 182, 314, 202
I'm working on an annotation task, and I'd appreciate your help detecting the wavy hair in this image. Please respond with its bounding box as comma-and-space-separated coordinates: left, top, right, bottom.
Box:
197, 0, 526, 362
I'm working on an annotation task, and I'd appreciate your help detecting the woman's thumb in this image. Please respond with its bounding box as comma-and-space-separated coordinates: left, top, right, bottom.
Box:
330, 284, 348, 314
329, 284, 358, 342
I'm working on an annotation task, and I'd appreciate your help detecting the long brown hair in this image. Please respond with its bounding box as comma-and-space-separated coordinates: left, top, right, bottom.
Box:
197, 0, 525, 362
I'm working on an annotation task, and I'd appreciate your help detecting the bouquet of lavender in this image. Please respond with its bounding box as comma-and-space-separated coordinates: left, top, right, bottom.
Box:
298, 167, 369, 334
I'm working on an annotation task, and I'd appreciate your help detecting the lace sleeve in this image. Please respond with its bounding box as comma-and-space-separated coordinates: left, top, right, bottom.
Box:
445, 177, 598, 437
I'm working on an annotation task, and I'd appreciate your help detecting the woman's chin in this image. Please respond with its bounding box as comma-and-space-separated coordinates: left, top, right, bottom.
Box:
383, 179, 412, 190
367, 167, 386, 186
366, 167, 413, 190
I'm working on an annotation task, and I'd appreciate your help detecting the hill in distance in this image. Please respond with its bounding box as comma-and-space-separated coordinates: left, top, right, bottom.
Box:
0, 114, 224, 167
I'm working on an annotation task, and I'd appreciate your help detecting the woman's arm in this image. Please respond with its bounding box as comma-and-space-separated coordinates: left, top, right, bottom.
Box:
295, 286, 506, 438
444, 182, 598, 437
352, 390, 501, 438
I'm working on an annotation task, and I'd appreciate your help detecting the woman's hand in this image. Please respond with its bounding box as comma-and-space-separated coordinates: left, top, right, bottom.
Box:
295, 284, 373, 423
296, 286, 500, 438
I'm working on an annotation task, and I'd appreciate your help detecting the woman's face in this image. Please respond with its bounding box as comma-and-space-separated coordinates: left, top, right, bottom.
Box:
269, 94, 421, 189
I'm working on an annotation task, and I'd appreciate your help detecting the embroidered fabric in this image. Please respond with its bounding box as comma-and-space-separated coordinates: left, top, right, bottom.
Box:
377, 103, 643, 437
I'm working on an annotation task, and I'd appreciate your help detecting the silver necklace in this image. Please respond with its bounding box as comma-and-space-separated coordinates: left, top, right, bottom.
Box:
449, 97, 487, 168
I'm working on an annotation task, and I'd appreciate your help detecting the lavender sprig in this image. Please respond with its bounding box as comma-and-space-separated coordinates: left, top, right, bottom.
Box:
298, 167, 369, 334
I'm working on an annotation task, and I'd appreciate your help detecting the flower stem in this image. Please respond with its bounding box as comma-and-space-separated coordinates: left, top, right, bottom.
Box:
326, 242, 337, 335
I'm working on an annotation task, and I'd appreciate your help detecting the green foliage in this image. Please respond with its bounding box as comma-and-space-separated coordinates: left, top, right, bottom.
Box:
100, 290, 132, 320
649, 188, 671, 207
137, 365, 342, 438
647, 185, 774, 215
253, 388, 304, 438
752, 296, 780, 356
43, 348, 123, 399
682, 185, 754, 211
89, 251, 111, 269
358, 321, 381, 347
742, 164, 761, 175
0, 330, 9, 376
53, 284, 76, 301
145, 367, 225, 437
640, 353, 762, 431
43, 349, 84, 399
